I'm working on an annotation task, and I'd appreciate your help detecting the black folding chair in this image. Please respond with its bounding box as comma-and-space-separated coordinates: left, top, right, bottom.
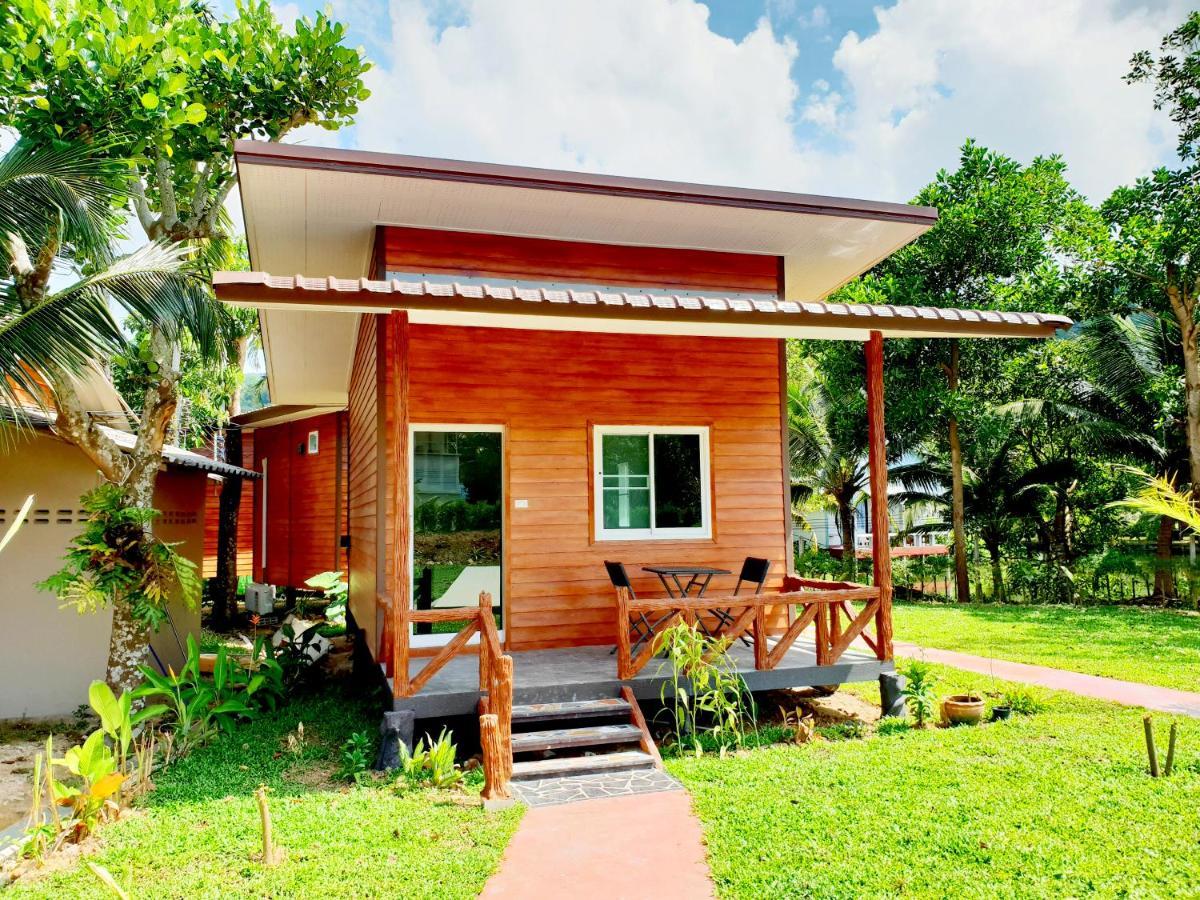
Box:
607, 561, 671, 658
711, 557, 771, 645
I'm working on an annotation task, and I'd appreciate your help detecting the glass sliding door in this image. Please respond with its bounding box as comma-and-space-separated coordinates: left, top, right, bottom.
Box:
410, 426, 503, 645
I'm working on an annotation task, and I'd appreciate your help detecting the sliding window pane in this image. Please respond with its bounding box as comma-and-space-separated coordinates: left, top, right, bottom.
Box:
601, 434, 651, 530
653, 433, 702, 529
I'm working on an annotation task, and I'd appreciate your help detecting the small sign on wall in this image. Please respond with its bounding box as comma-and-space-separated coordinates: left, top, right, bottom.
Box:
307, 430, 319, 455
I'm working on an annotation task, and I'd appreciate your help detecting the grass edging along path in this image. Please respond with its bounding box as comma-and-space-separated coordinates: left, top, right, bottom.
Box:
669, 664, 1200, 899
5, 685, 521, 899
892, 602, 1200, 692
672, 667, 1200, 897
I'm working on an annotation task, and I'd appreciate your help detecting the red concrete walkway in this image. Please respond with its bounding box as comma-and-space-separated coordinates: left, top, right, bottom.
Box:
897, 641, 1200, 718
481, 789, 714, 900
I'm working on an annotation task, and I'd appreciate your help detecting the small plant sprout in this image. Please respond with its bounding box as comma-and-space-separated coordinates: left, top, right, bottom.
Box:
900, 660, 938, 728
338, 730, 374, 783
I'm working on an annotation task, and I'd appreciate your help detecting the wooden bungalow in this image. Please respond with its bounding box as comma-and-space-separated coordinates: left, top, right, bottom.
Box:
214, 142, 1068, 787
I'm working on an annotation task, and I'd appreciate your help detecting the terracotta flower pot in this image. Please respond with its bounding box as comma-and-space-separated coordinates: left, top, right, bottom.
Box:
942, 694, 985, 726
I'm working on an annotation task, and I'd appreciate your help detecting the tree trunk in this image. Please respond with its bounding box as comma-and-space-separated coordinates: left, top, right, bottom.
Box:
1167, 277, 1200, 496
838, 500, 857, 577
1153, 514, 1177, 602
946, 340, 970, 602
986, 541, 1005, 603
972, 536, 984, 602
106, 597, 150, 696
213, 427, 244, 627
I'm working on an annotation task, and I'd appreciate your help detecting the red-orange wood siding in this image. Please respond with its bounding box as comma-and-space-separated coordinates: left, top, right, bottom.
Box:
389, 324, 789, 651
347, 314, 384, 653
201, 432, 255, 579
252, 412, 347, 588
381, 226, 780, 293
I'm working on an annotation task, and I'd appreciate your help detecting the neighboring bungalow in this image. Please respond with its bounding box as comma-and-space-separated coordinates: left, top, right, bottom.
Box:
0, 377, 257, 719
214, 142, 1068, 778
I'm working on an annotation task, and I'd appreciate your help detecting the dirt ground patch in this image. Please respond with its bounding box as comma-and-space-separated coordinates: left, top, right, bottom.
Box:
0, 724, 83, 834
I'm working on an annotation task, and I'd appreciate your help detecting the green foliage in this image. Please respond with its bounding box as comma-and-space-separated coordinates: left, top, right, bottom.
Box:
395, 728, 463, 789
132, 634, 283, 754
815, 721, 867, 742
0, 0, 370, 239
305, 570, 348, 625
39, 484, 200, 631
654, 620, 755, 757
874, 716, 912, 737
1127, 11, 1200, 160
5, 687, 522, 899
900, 659, 938, 727
1002, 685, 1044, 716
337, 731, 374, 784
414, 498, 502, 533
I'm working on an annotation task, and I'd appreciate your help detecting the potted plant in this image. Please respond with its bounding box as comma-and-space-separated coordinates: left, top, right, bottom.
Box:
942, 692, 986, 725
991, 698, 1013, 721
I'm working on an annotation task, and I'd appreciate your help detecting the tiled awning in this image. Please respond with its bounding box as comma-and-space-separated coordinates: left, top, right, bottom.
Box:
214, 271, 1072, 340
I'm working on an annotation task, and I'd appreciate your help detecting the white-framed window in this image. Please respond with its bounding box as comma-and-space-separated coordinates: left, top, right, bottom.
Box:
593, 426, 711, 541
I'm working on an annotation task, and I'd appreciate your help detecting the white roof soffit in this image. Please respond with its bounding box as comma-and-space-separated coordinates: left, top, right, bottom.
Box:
235, 141, 939, 405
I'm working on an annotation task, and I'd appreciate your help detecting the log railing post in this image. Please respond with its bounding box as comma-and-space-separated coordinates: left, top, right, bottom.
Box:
480, 714, 510, 802
478, 592, 492, 694
865, 330, 894, 660
495, 654, 513, 784
752, 604, 768, 670
616, 587, 632, 680
814, 601, 830, 666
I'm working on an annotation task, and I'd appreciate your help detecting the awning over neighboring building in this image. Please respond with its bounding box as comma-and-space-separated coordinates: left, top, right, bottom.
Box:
214, 271, 1072, 341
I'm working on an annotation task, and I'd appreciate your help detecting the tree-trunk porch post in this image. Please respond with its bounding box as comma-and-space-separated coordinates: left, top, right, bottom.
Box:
390, 311, 411, 697
865, 330, 894, 660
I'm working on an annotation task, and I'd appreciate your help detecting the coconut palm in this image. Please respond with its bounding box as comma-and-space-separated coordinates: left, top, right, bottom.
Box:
1, 137, 216, 693
788, 366, 871, 574
891, 429, 1073, 602
0, 139, 211, 415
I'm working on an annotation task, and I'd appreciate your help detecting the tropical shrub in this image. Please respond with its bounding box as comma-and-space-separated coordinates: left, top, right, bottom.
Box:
414, 499, 500, 533
900, 660, 938, 727
1003, 685, 1045, 716
396, 728, 462, 789
654, 620, 755, 756
305, 570, 348, 625
338, 731, 374, 783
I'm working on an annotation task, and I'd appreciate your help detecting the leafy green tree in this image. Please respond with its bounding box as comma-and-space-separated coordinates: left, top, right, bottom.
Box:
0, 0, 368, 687
1127, 11, 1200, 161
1091, 168, 1200, 500
841, 142, 1089, 601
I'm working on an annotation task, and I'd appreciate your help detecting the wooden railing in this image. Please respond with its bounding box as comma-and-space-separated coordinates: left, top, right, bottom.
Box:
379, 590, 513, 802
615, 577, 890, 680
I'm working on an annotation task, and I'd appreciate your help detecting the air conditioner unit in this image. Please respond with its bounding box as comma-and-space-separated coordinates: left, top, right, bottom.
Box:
245, 581, 276, 615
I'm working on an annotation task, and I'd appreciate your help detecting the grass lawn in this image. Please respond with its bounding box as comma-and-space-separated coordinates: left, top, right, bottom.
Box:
893, 602, 1200, 692
6, 683, 521, 899
671, 664, 1200, 898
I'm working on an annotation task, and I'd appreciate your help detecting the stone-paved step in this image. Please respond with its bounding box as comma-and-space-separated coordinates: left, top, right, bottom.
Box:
511, 723, 643, 754
510, 750, 656, 781
510, 697, 631, 724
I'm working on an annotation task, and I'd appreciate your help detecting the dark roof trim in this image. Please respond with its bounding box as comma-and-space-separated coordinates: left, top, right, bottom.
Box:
233, 141, 939, 227
231, 404, 343, 428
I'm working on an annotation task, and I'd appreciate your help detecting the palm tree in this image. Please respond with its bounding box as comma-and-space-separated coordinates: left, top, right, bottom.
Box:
788, 366, 870, 575
891, 429, 1071, 602
1, 138, 214, 693
1002, 314, 1178, 596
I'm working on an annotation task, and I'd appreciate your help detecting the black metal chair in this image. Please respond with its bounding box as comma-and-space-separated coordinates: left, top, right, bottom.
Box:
711, 556, 771, 644
606, 561, 669, 657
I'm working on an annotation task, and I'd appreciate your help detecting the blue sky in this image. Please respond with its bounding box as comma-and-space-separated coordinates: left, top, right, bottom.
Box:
264, 0, 1185, 204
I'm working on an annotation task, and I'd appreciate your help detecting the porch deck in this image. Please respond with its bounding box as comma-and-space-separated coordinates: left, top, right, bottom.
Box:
392, 639, 893, 718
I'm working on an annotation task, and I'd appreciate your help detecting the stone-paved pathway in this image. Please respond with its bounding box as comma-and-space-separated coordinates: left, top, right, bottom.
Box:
481, 788, 714, 899
510, 768, 682, 807
897, 641, 1200, 718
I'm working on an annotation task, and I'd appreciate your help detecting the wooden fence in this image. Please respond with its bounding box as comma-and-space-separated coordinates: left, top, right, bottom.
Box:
378, 590, 513, 801
614, 576, 890, 680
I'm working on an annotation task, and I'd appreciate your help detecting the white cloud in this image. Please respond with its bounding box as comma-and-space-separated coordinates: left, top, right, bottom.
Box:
811, 0, 1188, 200
350, 0, 811, 189
274, 0, 1187, 209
